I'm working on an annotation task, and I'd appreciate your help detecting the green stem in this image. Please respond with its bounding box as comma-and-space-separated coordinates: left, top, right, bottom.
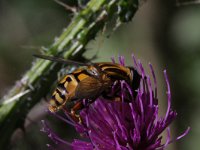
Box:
0, 0, 139, 148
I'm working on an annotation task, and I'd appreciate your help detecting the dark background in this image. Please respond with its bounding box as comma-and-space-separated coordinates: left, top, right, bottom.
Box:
0, 0, 200, 149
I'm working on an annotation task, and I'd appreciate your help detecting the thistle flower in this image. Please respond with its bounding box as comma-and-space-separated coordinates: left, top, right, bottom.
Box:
41, 55, 190, 150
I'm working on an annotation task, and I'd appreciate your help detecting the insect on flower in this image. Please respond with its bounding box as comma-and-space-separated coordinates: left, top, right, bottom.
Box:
41, 55, 190, 150
34, 54, 141, 121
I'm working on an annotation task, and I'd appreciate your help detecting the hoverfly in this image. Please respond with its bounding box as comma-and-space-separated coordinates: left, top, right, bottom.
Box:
34, 54, 141, 121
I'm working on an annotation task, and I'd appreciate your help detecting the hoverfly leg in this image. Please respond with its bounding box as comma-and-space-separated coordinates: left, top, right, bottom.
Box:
100, 91, 121, 102
101, 92, 114, 99
101, 87, 119, 100
103, 95, 121, 102
70, 101, 84, 123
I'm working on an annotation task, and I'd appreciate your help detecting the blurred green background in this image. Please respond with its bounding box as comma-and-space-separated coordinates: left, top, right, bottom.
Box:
0, 0, 200, 149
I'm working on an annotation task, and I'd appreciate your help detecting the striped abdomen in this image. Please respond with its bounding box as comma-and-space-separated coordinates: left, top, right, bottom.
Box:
97, 62, 132, 82
97, 63, 141, 94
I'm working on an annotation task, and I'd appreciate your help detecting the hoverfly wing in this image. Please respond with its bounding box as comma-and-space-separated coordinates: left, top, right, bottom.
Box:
33, 54, 90, 66
75, 76, 104, 99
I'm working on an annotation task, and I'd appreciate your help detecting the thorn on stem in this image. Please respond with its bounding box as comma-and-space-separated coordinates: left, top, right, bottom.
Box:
54, 0, 77, 13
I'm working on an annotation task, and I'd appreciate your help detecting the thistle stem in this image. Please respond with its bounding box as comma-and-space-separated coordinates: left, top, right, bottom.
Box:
0, 0, 139, 147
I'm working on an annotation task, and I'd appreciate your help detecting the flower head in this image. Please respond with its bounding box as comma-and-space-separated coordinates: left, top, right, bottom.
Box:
42, 55, 190, 150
